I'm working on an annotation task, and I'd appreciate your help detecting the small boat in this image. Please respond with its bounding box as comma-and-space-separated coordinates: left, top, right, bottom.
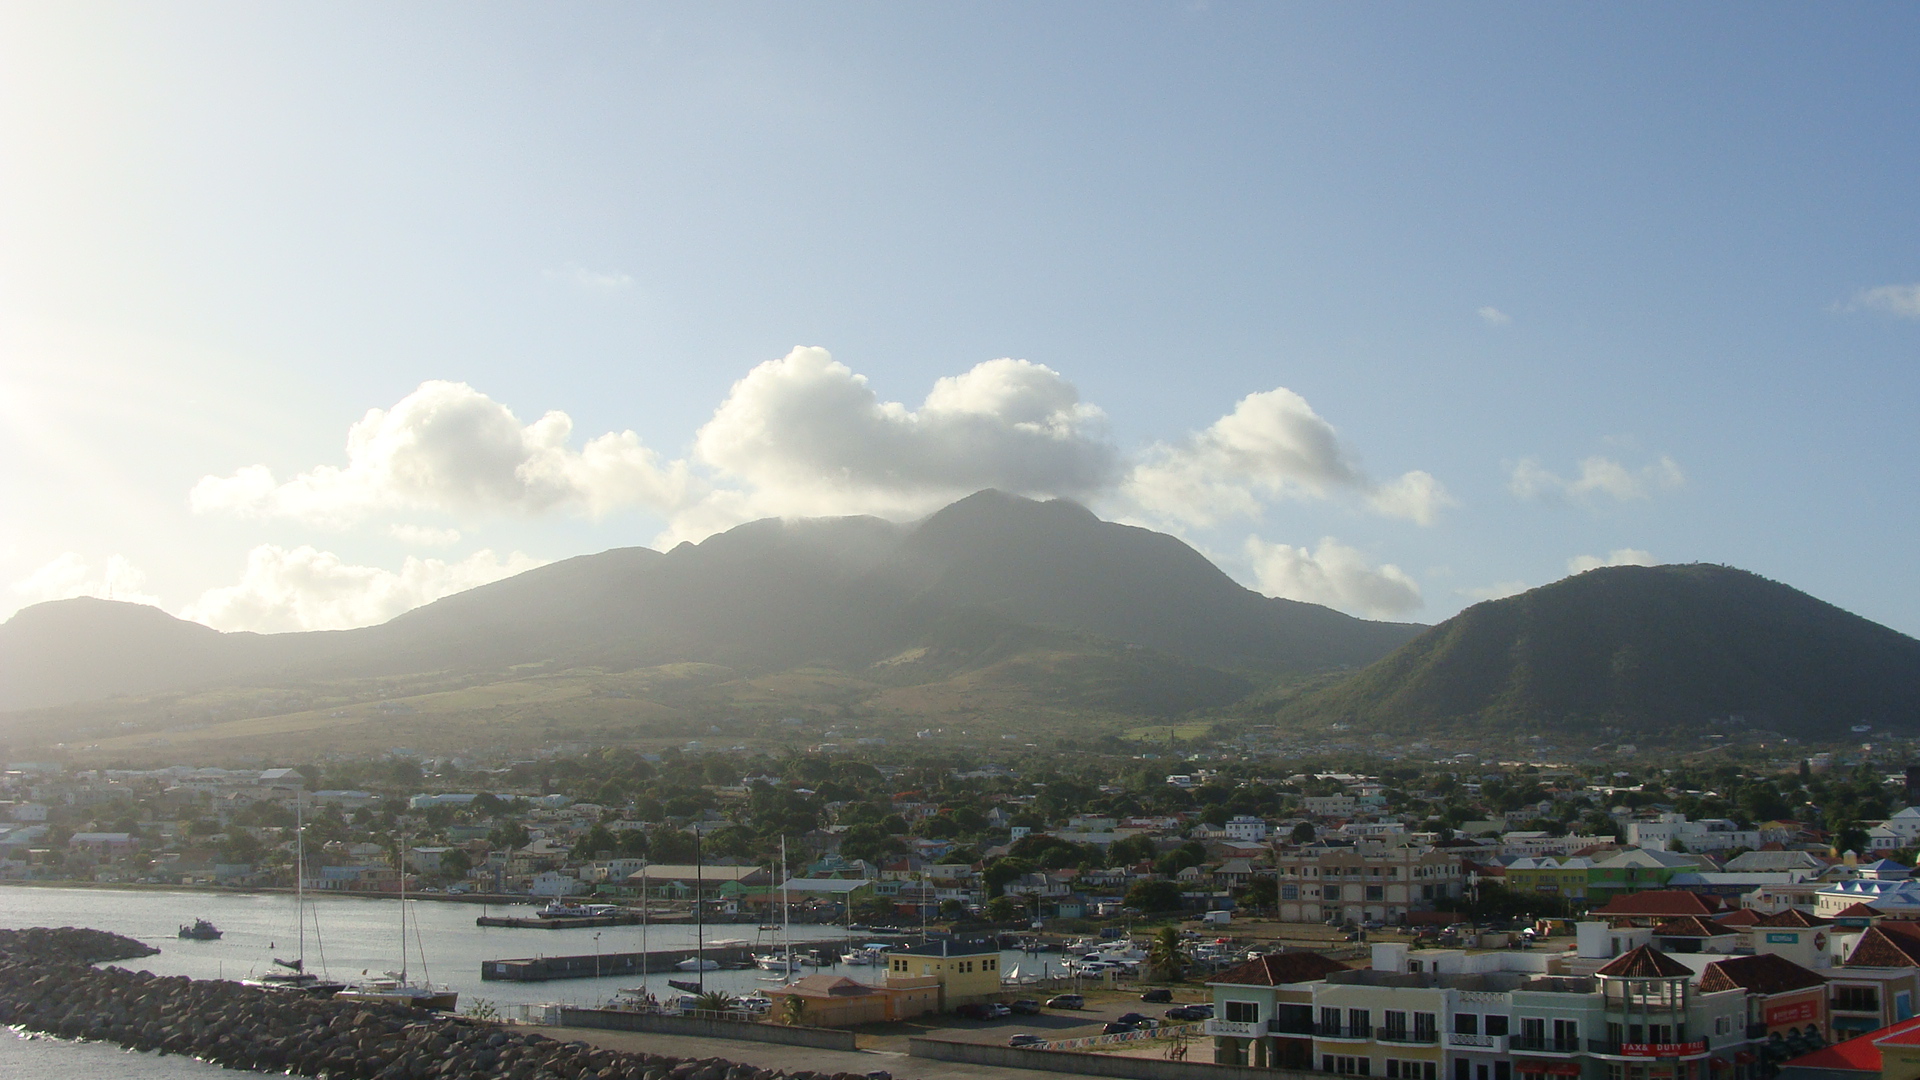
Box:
753, 953, 800, 973
536, 901, 619, 919
178, 918, 222, 940
675, 957, 721, 972
247, 956, 347, 997
335, 975, 458, 1012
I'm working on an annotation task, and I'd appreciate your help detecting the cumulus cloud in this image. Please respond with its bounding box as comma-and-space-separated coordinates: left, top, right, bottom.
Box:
6, 553, 163, 614
671, 347, 1116, 537
1508, 454, 1684, 503
389, 524, 461, 547
1244, 536, 1422, 619
1567, 548, 1656, 574
1477, 306, 1512, 326
546, 264, 636, 293
178, 545, 545, 633
191, 381, 694, 526
1843, 283, 1920, 319
1126, 387, 1452, 528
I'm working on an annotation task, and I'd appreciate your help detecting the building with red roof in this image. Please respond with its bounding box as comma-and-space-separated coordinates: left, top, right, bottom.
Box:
1777, 1014, 1920, 1080
1591, 889, 1730, 925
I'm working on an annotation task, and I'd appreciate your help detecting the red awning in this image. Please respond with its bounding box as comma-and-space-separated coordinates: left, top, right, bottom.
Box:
1514, 1062, 1551, 1073
1549, 1064, 1582, 1075
1734, 1052, 1757, 1065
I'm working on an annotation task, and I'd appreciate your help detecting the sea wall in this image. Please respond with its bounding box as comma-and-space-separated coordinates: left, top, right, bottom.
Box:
559, 1007, 860, 1050
909, 1036, 1322, 1080
0, 926, 897, 1080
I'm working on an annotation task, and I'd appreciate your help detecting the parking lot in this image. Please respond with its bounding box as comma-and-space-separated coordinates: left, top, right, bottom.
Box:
854, 985, 1214, 1050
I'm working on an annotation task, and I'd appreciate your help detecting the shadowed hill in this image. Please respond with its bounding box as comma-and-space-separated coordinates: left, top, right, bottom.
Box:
1276, 563, 1920, 737
0, 491, 1422, 713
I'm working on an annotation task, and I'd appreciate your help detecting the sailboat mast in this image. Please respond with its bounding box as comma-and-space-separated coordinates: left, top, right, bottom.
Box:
398, 826, 407, 983
295, 792, 305, 964
694, 829, 705, 993
781, 836, 791, 976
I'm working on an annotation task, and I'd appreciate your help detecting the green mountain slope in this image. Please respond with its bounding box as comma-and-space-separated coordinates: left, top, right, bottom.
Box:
1276, 563, 1920, 737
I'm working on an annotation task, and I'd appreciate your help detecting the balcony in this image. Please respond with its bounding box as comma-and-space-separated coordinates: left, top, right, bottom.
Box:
1317, 1023, 1374, 1041
1270, 1017, 1317, 1036
1206, 1019, 1266, 1039
1510, 1037, 1581, 1054
1378, 1029, 1440, 1045
1447, 1033, 1508, 1052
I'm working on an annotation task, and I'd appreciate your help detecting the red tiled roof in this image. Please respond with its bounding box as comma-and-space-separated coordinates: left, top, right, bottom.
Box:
1779, 1015, 1920, 1073
1834, 903, 1884, 919
1716, 908, 1764, 928
1210, 951, 1349, 987
1753, 908, 1832, 928
1595, 944, 1694, 978
1698, 953, 1827, 995
1653, 915, 1738, 937
1843, 926, 1920, 967
1592, 890, 1725, 917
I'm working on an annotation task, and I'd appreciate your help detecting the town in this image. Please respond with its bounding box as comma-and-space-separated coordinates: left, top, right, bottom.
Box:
7, 741, 1920, 1078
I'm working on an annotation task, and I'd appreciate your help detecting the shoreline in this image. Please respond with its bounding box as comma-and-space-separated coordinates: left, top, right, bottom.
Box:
0, 879, 533, 905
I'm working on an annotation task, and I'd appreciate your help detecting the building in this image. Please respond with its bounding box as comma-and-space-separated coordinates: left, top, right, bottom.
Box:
1628, 816, 1762, 854
1208, 952, 1353, 1068
760, 974, 935, 1026
1698, 953, 1829, 1066
883, 938, 1001, 1011
1506, 857, 1597, 903
1271, 842, 1466, 925
1227, 816, 1271, 842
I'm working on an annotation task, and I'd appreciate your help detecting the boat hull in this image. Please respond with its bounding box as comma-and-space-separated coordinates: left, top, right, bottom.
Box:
335, 987, 459, 1011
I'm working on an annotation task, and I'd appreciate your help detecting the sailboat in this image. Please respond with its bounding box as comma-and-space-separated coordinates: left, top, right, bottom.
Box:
752, 839, 798, 977
336, 828, 458, 1011
245, 794, 345, 997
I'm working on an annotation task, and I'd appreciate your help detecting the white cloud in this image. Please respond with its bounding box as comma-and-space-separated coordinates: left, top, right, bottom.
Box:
1477, 306, 1512, 326
178, 545, 545, 633
389, 524, 461, 547
1244, 536, 1422, 619
6, 552, 163, 615
191, 380, 694, 526
547, 264, 637, 293
672, 347, 1116, 539
1126, 387, 1452, 528
1457, 579, 1530, 602
1508, 454, 1685, 503
1844, 283, 1920, 319
1567, 548, 1656, 573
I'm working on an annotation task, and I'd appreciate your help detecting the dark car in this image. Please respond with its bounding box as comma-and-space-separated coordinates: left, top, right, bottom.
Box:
1165, 1005, 1205, 1021
953, 1003, 993, 1020
1102, 1022, 1134, 1035
1008, 999, 1043, 1016
1046, 994, 1085, 1009
1139, 988, 1173, 1003
1007, 1034, 1047, 1048
1116, 1012, 1155, 1028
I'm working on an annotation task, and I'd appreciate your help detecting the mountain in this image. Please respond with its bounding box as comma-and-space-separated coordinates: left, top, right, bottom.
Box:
1275, 563, 1920, 737
0, 491, 1423, 715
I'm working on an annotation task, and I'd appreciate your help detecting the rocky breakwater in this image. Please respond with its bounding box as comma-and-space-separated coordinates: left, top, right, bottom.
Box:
0, 926, 900, 1080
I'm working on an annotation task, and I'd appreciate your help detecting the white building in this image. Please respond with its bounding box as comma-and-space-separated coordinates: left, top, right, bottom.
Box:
1226, 816, 1270, 842
1627, 815, 1760, 854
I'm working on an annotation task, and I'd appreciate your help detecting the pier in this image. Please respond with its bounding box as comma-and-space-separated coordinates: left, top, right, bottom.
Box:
476, 912, 688, 929
480, 939, 857, 982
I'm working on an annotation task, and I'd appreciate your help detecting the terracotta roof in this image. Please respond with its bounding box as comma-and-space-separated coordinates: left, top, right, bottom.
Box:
1698, 953, 1827, 995
1779, 1016, 1920, 1073
768, 975, 884, 999
1210, 951, 1350, 987
1595, 944, 1694, 979
1753, 908, 1832, 928
1834, 903, 1884, 919
1716, 908, 1764, 928
1652, 915, 1738, 937
1592, 890, 1725, 917
1842, 926, 1920, 967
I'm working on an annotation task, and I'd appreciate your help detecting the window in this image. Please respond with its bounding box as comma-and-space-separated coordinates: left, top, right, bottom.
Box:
1283, 884, 1300, 900
1486, 1016, 1508, 1037
1323, 1007, 1343, 1034
1554, 1020, 1578, 1049
1389, 1061, 1434, 1079
1325, 885, 1343, 901
1494, 1064, 1510, 1080
1324, 1056, 1371, 1075
1367, 885, 1385, 901
1226, 1001, 1259, 1023
1834, 986, 1881, 1013
1456, 1014, 1480, 1036
1383, 1011, 1409, 1039
1349, 1009, 1372, 1037
1414, 1013, 1437, 1041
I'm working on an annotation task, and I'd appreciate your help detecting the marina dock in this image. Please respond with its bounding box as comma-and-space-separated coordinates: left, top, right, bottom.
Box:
480, 939, 858, 982
475, 912, 689, 929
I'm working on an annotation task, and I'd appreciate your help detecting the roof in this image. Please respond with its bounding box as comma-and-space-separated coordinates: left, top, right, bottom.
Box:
1834, 903, 1884, 919
1209, 951, 1351, 987
1592, 890, 1725, 918
1653, 915, 1739, 938
1699, 953, 1827, 996
625, 864, 768, 883
767, 975, 884, 999
892, 937, 998, 958
1841, 925, 1920, 967
1595, 944, 1694, 979
1716, 908, 1764, 928
1755, 909, 1833, 928
1779, 1015, 1920, 1074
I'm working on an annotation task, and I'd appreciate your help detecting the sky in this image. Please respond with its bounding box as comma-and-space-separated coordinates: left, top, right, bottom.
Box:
3, 3, 1918, 636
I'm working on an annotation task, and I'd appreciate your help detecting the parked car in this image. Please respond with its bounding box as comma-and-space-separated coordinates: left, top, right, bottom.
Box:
1007, 1034, 1047, 1048
1116, 1013, 1156, 1028
1139, 988, 1173, 1003
1008, 999, 1043, 1015
1046, 994, 1085, 1009
1165, 1005, 1208, 1021
1101, 1022, 1134, 1035
984, 1003, 1012, 1019
953, 1003, 993, 1020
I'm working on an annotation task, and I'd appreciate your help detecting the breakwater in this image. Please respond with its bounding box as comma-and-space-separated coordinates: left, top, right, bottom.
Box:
0, 926, 896, 1080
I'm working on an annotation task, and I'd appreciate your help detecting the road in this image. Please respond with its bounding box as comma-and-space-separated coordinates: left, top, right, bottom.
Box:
550, 1025, 1058, 1080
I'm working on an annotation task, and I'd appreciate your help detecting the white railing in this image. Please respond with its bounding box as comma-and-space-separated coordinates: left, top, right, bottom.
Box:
1447, 1033, 1506, 1051
1041, 1022, 1205, 1051
1205, 1019, 1265, 1038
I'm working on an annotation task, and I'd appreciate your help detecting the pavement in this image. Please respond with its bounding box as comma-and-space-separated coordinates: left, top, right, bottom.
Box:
548, 1025, 1059, 1080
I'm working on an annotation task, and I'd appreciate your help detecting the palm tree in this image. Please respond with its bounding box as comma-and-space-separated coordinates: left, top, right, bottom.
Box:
1149, 925, 1184, 982
780, 994, 809, 1026
692, 990, 736, 1015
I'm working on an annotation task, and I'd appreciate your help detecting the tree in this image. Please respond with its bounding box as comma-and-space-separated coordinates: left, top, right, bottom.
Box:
780, 994, 809, 1026
438, 847, 473, 881
1290, 821, 1317, 844
1149, 925, 1185, 981
1242, 878, 1278, 912
1127, 879, 1184, 913
986, 896, 1020, 923
1108, 834, 1158, 866
692, 991, 735, 1015
938, 899, 969, 920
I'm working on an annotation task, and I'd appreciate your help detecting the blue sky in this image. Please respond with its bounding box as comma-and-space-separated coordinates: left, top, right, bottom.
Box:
3, 3, 1917, 634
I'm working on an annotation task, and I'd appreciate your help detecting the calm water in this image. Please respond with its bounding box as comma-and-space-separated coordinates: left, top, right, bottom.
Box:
0, 885, 1051, 1074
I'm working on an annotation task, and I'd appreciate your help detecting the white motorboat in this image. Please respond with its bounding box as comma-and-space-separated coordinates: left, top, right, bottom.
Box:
753, 953, 800, 973
675, 957, 722, 972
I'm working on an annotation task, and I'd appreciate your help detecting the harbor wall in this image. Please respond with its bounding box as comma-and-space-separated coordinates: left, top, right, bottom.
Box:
909, 1036, 1322, 1080
483, 939, 853, 981
558, 1007, 859, 1050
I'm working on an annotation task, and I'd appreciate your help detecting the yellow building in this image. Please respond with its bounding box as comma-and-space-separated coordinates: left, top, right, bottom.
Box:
884, 938, 1002, 1011
1504, 856, 1594, 902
